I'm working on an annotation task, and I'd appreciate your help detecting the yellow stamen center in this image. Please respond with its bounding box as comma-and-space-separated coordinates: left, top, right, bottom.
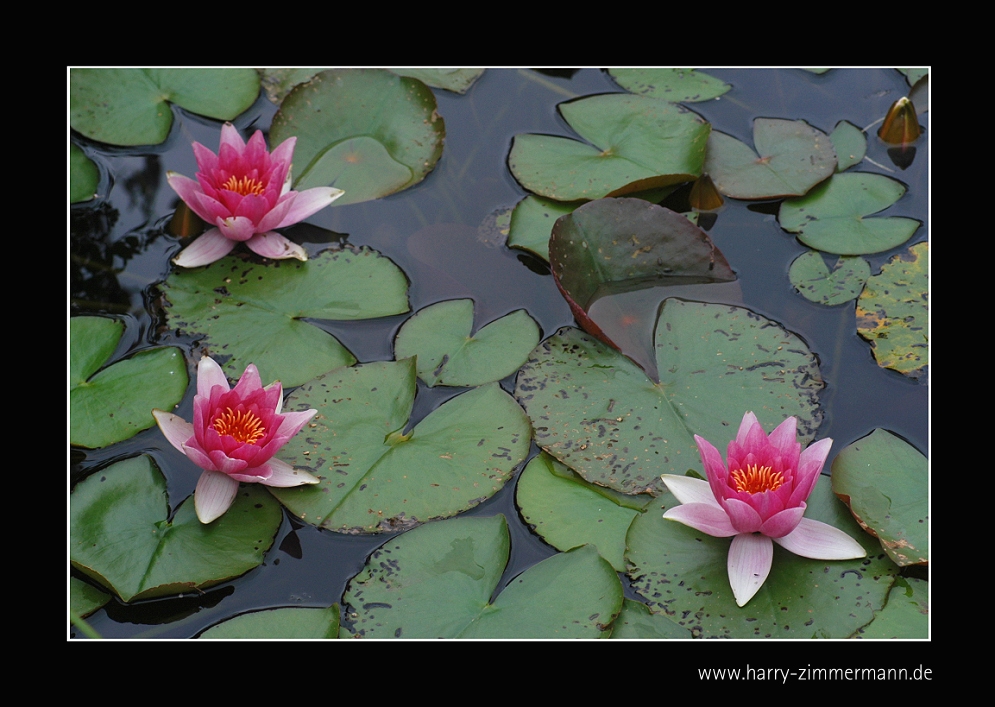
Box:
730, 464, 784, 494
212, 407, 266, 444
221, 175, 266, 196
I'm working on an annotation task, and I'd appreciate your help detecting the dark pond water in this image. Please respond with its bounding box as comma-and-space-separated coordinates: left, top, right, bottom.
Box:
70, 68, 928, 639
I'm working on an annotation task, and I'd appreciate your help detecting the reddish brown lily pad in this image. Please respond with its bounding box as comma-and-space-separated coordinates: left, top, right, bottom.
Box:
548, 198, 735, 351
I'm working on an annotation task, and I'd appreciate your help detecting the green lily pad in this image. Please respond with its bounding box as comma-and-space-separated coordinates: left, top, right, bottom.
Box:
830, 120, 866, 172
70, 576, 110, 618
341, 515, 622, 638
856, 242, 928, 377
516, 453, 651, 571
609, 599, 692, 638
259, 68, 325, 105
832, 428, 928, 566
270, 69, 445, 206
70, 316, 188, 449
509, 94, 710, 201
70, 455, 282, 603
270, 359, 530, 532
515, 300, 824, 496
200, 605, 340, 639
608, 68, 731, 103
161, 247, 409, 387
70, 68, 260, 146
391, 68, 484, 94
704, 118, 837, 199
626, 476, 899, 638
855, 577, 928, 638
70, 142, 99, 204
779, 173, 920, 255
262, 68, 484, 106
394, 300, 540, 387
789, 251, 870, 306
899, 68, 928, 86
508, 195, 586, 261
549, 198, 735, 351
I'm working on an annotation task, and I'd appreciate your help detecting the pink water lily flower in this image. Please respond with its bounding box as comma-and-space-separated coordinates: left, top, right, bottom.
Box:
661, 412, 865, 607
153, 357, 319, 523
167, 123, 344, 268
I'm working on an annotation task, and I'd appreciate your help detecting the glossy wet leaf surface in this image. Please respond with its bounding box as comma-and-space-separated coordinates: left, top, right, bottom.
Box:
70, 68, 259, 146
509, 94, 710, 201
608, 68, 731, 103
341, 515, 622, 638
70, 576, 110, 618
394, 299, 539, 387
854, 577, 928, 638
200, 605, 340, 639
704, 118, 836, 199
516, 453, 651, 571
789, 251, 870, 305
508, 195, 585, 260
390, 68, 484, 94
271, 359, 530, 532
70, 456, 282, 603
270, 69, 444, 206
515, 299, 824, 495
830, 120, 866, 172
609, 598, 691, 638
779, 173, 920, 255
70, 317, 187, 449
160, 247, 408, 387
549, 198, 735, 349
626, 477, 899, 638
832, 428, 928, 566
70, 143, 99, 203
856, 242, 928, 377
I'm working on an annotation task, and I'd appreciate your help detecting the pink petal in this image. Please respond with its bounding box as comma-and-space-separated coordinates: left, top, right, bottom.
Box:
275, 187, 345, 228
663, 503, 739, 537
219, 123, 245, 152
276, 408, 318, 438
759, 504, 806, 538
269, 135, 296, 169
197, 356, 230, 398
734, 411, 761, 446
227, 469, 271, 483
194, 470, 240, 523
723, 497, 763, 533
207, 449, 250, 475
257, 457, 321, 487
192, 191, 231, 223
694, 434, 731, 503
267, 382, 283, 414
773, 518, 867, 560
232, 193, 271, 225
173, 229, 237, 268
728, 533, 773, 607
788, 437, 833, 506
659, 474, 721, 507
767, 416, 799, 457
182, 441, 217, 471
217, 216, 257, 242
246, 232, 307, 261
192, 142, 219, 174
254, 195, 294, 233
152, 410, 194, 454
231, 363, 264, 398
166, 172, 216, 222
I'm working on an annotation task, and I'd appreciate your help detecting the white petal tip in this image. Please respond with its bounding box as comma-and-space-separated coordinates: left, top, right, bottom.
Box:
728, 534, 773, 608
